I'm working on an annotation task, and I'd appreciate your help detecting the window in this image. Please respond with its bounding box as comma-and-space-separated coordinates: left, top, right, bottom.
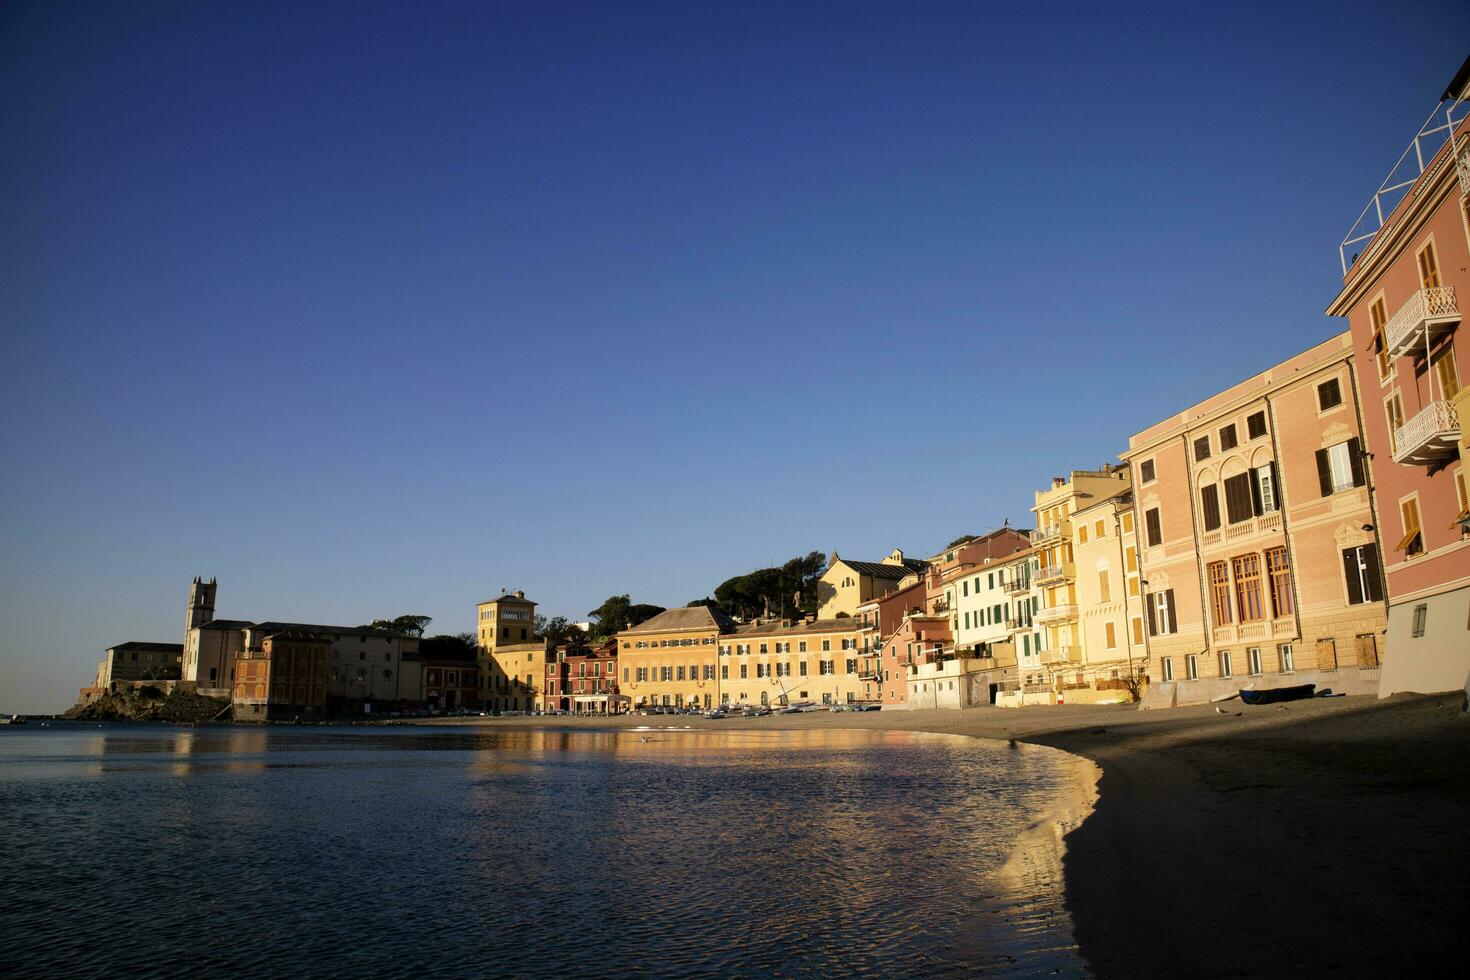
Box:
1105, 622, 1117, 649
1278, 644, 1294, 673
1145, 508, 1162, 547
1219, 424, 1238, 451
1224, 472, 1253, 524
1097, 569, 1110, 602
1317, 378, 1342, 411
1078, 525, 1089, 544
1194, 436, 1211, 461
1384, 392, 1405, 454
1455, 470, 1469, 526
1185, 654, 1199, 680
1265, 547, 1294, 618
1148, 589, 1177, 635
1247, 411, 1267, 439
1207, 561, 1232, 625
1355, 634, 1380, 667
846, 658, 857, 673
1247, 647, 1263, 676
821, 640, 831, 652
1417, 239, 1441, 288
1232, 554, 1265, 622
1369, 298, 1391, 379
1397, 497, 1423, 556
1219, 651, 1233, 678
1140, 459, 1156, 483
721, 665, 728, 679
1252, 463, 1279, 514
1200, 484, 1221, 532
1433, 345, 1460, 400
1161, 657, 1174, 682
1412, 604, 1428, 638
1316, 440, 1364, 495
1122, 512, 1134, 534
1342, 544, 1383, 605
1132, 617, 1144, 644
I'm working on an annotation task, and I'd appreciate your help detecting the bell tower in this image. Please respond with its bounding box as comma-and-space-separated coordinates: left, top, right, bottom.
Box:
186, 577, 217, 633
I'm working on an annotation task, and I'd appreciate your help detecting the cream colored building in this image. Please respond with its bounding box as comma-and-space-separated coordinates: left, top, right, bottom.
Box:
475, 591, 544, 712
815, 549, 925, 619
718, 619, 868, 707
616, 606, 733, 710
1065, 484, 1147, 702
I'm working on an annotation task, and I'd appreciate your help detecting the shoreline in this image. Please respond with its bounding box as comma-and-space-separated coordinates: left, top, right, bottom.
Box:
414, 692, 1470, 977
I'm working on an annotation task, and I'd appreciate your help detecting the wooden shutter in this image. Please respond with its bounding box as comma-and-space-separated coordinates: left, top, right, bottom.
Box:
1165, 590, 1178, 634
1201, 484, 1221, 531
1396, 499, 1422, 553
1270, 462, 1282, 508
1385, 395, 1405, 455
1146, 595, 1157, 636
1348, 438, 1365, 487
1418, 241, 1440, 288
1362, 545, 1383, 603
1249, 467, 1264, 516
1315, 449, 1333, 496
1342, 548, 1364, 605
1145, 508, 1162, 547
1225, 473, 1253, 524
1435, 348, 1460, 400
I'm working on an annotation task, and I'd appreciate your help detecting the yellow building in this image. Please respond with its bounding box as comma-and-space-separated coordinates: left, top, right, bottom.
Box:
815, 549, 926, 619
1030, 467, 1132, 689
718, 619, 869, 707
616, 606, 734, 710
475, 591, 545, 712
1067, 484, 1147, 702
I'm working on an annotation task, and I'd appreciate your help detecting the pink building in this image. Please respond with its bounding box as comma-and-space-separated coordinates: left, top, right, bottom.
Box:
1326, 59, 1470, 695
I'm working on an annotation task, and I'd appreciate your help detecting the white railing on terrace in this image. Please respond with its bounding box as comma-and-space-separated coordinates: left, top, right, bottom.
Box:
1458, 136, 1470, 196
1035, 603, 1078, 623
1035, 563, 1073, 583
1385, 286, 1459, 358
1032, 521, 1070, 544
1392, 400, 1461, 466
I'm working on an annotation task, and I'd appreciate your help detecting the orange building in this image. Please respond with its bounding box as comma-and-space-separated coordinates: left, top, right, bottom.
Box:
1327, 61, 1470, 695
1121, 332, 1388, 705
232, 629, 330, 721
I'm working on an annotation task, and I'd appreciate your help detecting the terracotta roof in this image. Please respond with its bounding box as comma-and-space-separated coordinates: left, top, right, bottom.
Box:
477, 593, 537, 607
619, 606, 737, 635
731, 618, 864, 637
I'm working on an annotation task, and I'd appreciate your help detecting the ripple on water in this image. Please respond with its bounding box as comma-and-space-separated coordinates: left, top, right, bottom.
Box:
0, 725, 1089, 978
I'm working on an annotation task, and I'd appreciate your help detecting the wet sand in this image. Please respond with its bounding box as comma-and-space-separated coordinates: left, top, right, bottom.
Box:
426, 693, 1470, 977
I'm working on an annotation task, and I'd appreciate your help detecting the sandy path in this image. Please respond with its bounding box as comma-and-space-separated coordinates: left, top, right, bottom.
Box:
421, 693, 1470, 976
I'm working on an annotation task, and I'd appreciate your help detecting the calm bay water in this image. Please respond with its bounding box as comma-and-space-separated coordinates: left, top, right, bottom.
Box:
0, 724, 1087, 978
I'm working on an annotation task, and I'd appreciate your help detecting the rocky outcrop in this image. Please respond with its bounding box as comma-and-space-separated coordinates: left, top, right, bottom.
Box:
63, 687, 230, 724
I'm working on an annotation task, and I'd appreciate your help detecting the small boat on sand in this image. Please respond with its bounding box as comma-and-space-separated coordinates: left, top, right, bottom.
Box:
0, 714, 26, 725
1239, 684, 1315, 705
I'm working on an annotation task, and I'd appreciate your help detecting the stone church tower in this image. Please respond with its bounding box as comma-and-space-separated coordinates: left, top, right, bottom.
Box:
186, 577, 217, 634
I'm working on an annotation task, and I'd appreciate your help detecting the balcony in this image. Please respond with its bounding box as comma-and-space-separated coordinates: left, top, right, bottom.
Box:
1041, 644, 1081, 665
1392, 400, 1461, 466
1003, 576, 1031, 595
1384, 287, 1458, 359
1032, 520, 1071, 546
1034, 603, 1078, 626
1034, 562, 1074, 586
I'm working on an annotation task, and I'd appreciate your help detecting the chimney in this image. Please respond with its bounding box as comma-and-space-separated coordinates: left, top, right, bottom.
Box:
514, 590, 525, 599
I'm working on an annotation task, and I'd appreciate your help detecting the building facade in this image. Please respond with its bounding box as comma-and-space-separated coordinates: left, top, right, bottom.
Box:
616, 606, 734, 710
99, 641, 184, 689
475, 592, 545, 712
1326, 77, 1470, 695
718, 619, 867, 707
815, 550, 925, 619
545, 638, 623, 714
232, 629, 330, 721
1122, 332, 1389, 705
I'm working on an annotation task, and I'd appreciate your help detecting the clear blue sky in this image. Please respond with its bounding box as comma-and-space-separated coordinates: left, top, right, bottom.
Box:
2, 1, 1467, 712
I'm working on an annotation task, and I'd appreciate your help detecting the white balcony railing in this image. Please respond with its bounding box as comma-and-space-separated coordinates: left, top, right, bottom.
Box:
1035, 562, 1074, 585
1385, 287, 1459, 359
1034, 603, 1078, 625
1032, 520, 1070, 545
1041, 644, 1081, 665
1457, 137, 1470, 196
1392, 400, 1461, 466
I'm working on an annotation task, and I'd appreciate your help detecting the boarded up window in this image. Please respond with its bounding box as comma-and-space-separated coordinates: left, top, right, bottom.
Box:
1354, 634, 1379, 668
1316, 637, 1338, 671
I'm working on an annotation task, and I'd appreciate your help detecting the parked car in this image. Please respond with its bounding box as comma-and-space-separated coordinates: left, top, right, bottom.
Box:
704, 709, 727, 719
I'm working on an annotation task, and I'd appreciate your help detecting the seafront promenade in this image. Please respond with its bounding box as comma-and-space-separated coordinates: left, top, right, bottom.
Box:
426, 694, 1470, 978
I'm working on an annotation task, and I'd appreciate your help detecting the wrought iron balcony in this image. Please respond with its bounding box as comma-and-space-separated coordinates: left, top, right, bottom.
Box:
1034, 562, 1074, 586
1392, 400, 1461, 466
1384, 287, 1459, 359
1034, 603, 1078, 625
1003, 576, 1031, 595
1031, 520, 1070, 546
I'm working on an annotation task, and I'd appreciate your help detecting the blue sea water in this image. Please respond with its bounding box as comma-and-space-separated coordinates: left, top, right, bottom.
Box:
0, 724, 1087, 977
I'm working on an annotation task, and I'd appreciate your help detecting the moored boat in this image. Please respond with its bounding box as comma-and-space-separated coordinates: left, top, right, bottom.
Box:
1239, 684, 1316, 705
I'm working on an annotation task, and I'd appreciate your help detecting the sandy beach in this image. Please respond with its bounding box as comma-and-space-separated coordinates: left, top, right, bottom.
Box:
426, 693, 1470, 977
